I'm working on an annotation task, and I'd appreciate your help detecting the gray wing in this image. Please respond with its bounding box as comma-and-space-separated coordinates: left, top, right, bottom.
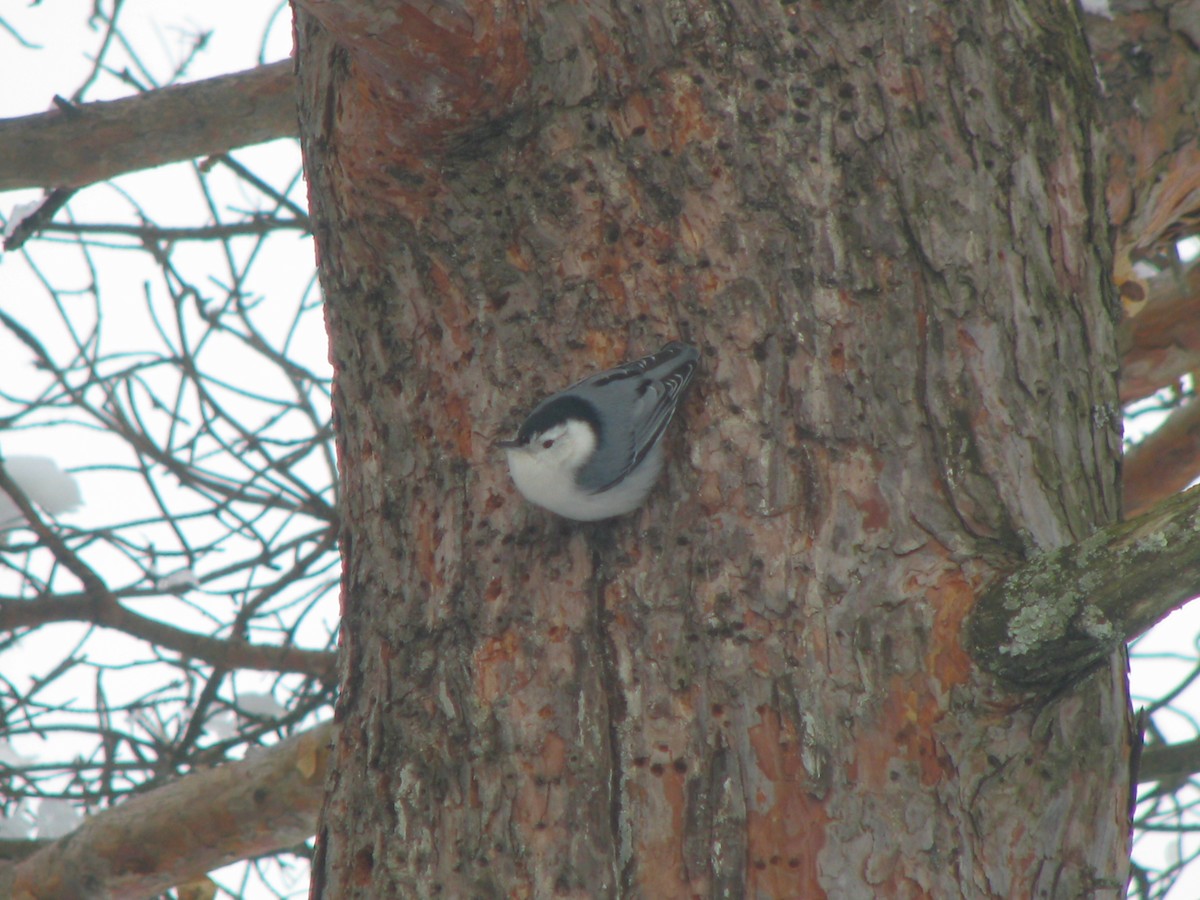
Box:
574, 342, 699, 493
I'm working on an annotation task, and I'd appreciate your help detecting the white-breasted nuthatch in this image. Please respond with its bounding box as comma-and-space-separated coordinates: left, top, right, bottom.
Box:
498, 341, 699, 521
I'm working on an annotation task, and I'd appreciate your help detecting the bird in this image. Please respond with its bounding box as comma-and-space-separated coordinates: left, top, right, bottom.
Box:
498, 341, 699, 521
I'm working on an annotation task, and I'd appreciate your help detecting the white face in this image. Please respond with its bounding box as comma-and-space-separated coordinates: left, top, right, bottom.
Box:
503, 419, 602, 518
511, 419, 596, 475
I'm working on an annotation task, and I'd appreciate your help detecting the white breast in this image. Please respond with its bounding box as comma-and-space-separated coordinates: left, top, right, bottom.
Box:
503, 420, 664, 521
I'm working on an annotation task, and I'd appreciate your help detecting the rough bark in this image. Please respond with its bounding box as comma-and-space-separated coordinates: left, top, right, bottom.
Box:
968, 483, 1200, 687
297, 1, 1130, 896
1087, 1, 1200, 259
0, 723, 332, 900
0, 61, 295, 191
0, 2, 1195, 247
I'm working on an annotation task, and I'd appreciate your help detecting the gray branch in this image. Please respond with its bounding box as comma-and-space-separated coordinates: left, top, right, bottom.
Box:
967, 485, 1200, 688
0, 60, 297, 191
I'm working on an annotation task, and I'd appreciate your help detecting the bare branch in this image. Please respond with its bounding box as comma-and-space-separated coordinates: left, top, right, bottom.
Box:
0, 60, 297, 191
1124, 398, 1200, 517
0, 722, 333, 900
38, 218, 310, 242
1139, 737, 1200, 785
0, 590, 336, 681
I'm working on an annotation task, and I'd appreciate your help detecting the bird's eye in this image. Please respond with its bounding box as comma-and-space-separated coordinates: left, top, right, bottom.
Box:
542, 439, 555, 449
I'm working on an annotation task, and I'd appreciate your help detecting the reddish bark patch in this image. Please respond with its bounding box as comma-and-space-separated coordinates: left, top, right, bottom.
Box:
927, 571, 975, 691
747, 707, 829, 898
474, 629, 521, 704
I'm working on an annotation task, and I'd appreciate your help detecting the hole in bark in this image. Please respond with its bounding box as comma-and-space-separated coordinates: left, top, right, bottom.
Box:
354, 846, 374, 881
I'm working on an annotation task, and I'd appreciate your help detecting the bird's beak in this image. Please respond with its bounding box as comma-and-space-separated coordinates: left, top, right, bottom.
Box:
494, 438, 522, 450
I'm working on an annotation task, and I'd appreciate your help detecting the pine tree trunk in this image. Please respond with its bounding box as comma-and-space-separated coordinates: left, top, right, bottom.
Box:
296, 1, 1132, 895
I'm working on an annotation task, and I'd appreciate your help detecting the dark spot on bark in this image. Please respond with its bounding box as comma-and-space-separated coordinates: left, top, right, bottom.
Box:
354, 846, 375, 881
1119, 280, 1145, 302
386, 165, 425, 186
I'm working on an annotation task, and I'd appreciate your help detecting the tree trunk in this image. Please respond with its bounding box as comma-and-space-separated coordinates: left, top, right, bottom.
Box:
296, 1, 1132, 896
